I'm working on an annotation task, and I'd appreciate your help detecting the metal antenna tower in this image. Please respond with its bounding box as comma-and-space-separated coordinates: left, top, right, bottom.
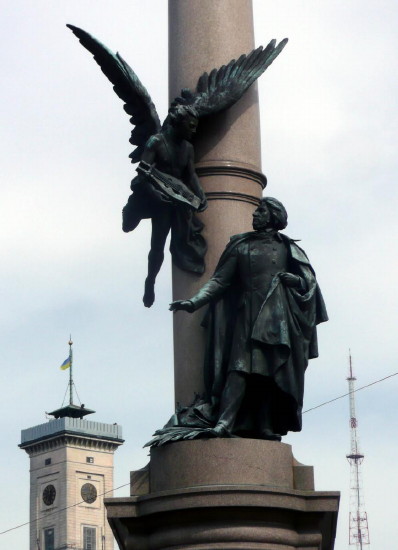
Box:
346, 351, 370, 549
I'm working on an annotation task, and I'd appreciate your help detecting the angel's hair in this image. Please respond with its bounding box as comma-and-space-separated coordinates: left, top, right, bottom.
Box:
261, 197, 288, 230
167, 104, 199, 126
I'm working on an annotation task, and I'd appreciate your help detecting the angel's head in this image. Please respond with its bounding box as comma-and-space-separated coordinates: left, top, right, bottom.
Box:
166, 104, 199, 141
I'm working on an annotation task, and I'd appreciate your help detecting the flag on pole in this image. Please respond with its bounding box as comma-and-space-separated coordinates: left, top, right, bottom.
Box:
60, 356, 71, 370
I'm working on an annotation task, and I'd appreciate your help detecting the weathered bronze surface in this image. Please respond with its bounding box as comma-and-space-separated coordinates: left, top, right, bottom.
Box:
67, 25, 287, 306
147, 198, 327, 446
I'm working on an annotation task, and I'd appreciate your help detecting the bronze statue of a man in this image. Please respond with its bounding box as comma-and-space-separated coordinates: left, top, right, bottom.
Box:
170, 197, 328, 441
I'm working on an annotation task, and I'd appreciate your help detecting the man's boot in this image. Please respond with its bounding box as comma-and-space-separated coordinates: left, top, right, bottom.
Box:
211, 372, 247, 437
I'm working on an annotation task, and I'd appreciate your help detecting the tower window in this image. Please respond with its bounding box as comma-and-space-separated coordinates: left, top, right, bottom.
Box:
44, 527, 55, 550
86, 456, 94, 463
45, 458, 51, 466
83, 526, 96, 550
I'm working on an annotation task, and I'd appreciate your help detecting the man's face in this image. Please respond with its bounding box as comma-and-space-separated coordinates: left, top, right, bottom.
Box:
252, 202, 271, 230
177, 114, 198, 140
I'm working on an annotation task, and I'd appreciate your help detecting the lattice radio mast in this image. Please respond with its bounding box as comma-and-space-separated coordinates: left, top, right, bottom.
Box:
346, 351, 370, 549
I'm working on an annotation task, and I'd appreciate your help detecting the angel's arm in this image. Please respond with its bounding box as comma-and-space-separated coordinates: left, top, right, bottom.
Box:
140, 135, 160, 165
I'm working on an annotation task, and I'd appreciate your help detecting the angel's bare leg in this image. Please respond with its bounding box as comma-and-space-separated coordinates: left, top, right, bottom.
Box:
143, 209, 172, 307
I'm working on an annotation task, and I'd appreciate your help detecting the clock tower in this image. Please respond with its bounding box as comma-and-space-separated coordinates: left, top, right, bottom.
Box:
19, 342, 124, 550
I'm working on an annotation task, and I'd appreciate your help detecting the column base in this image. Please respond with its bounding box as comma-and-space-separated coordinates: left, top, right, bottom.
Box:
105, 440, 339, 550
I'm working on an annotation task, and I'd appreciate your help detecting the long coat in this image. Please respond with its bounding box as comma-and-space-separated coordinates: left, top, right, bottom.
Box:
190, 230, 328, 436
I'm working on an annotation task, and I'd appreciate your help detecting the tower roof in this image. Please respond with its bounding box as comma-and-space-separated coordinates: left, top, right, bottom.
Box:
47, 403, 95, 419
20, 416, 123, 450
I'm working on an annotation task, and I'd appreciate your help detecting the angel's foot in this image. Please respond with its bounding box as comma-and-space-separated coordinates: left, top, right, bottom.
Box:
143, 279, 155, 308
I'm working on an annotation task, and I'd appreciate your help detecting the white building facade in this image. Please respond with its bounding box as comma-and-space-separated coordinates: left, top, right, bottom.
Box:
20, 414, 123, 550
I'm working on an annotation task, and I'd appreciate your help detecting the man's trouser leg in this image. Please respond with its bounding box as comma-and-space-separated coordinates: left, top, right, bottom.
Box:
214, 371, 247, 435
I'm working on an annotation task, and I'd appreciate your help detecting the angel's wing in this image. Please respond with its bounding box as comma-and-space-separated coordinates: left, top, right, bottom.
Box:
67, 24, 161, 163
172, 38, 288, 118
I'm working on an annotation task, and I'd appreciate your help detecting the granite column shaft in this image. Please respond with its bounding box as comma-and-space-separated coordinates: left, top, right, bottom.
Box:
169, 0, 266, 407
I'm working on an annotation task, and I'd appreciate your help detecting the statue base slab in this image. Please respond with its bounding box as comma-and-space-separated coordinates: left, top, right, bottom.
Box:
105, 439, 339, 549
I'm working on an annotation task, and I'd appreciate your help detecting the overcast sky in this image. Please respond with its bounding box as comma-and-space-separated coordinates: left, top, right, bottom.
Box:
1, 1, 397, 548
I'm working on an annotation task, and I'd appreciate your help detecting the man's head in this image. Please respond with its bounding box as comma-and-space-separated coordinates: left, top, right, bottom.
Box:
252, 197, 288, 231
167, 104, 199, 140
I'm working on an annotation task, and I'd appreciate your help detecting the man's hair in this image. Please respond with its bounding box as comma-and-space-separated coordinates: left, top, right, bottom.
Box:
261, 197, 288, 230
167, 104, 199, 127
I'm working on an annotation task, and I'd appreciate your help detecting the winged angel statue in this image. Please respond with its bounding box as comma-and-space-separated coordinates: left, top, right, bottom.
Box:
67, 25, 287, 307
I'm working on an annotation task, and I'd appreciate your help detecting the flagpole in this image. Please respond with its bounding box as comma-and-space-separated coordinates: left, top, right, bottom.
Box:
68, 336, 73, 405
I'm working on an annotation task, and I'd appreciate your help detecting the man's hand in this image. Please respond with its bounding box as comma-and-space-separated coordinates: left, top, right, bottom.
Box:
279, 273, 302, 288
169, 300, 195, 313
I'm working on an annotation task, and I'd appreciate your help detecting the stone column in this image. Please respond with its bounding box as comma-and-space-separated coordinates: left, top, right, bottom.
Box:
169, 0, 267, 407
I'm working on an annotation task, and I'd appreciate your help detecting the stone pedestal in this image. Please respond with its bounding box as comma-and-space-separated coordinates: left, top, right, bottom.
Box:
105, 440, 339, 549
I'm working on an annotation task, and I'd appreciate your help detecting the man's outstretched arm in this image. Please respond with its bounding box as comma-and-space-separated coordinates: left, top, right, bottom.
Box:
170, 243, 238, 312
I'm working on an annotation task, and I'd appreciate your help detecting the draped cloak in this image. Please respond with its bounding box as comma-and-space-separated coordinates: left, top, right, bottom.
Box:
190, 230, 328, 436
123, 175, 206, 275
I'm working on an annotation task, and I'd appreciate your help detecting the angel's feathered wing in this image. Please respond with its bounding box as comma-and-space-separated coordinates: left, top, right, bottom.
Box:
67, 24, 161, 163
173, 38, 288, 117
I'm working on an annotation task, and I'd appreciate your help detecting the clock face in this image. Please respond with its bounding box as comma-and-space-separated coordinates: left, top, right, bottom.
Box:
42, 484, 56, 506
81, 483, 97, 504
